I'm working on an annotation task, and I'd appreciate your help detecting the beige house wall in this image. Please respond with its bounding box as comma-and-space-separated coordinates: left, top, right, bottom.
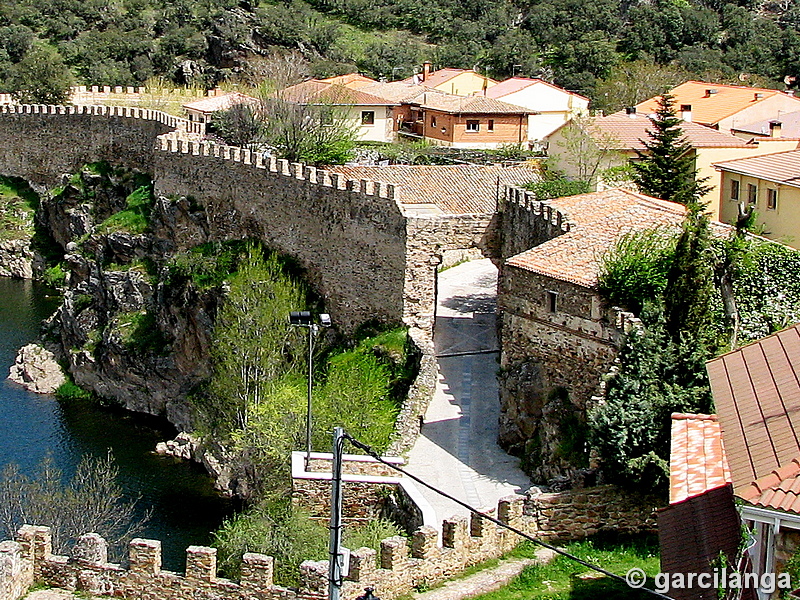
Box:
493, 84, 590, 142
427, 72, 496, 96
342, 104, 394, 142
719, 171, 800, 247
716, 94, 800, 133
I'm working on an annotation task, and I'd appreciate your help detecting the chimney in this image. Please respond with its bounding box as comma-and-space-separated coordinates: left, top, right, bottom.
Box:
754, 92, 765, 100
705, 88, 718, 97
769, 120, 782, 138
422, 61, 432, 82
625, 106, 637, 118
680, 104, 693, 122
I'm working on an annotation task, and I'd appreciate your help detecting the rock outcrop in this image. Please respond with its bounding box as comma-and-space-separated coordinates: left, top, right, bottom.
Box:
8, 343, 66, 394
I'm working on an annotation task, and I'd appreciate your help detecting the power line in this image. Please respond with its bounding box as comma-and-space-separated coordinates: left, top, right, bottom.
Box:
342, 433, 675, 600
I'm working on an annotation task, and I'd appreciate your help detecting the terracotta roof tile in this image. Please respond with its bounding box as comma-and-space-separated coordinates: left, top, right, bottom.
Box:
400, 68, 497, 89
505, 189, 690, 287
713, 149, 800, 187
407, 92, 531, 115
709, 323, 800, 504
733, 111, 800, 138
350, 81, 439, 103
593, 113, 751, 149
635, 80, 800, 127
278, 80, 395, 106
182, 92, 258, 114
319, 73, 378, 88
327, 164, 538, 214
669, 413, 732, 505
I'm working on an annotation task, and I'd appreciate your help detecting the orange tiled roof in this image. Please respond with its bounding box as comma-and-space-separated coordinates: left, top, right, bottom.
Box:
713, 149, 800, 188
669, 413, 732, 505
408, 92, 531, 115
635, 81, 800, 127
506, 189, 689, 287
319, 73, 378, 88
327, 164, 538, 214
182, 92, 258, 114
708, 323, 800, 503
592, 113, 751, 150
277, 80, 395, 106
738, 457, 800, 513
351, 81, 441, 103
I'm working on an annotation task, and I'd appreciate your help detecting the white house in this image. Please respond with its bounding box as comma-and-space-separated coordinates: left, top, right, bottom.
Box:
483, 77, 590, 143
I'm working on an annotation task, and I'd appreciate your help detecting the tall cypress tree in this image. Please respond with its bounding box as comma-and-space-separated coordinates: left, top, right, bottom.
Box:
631, 93, 712, 207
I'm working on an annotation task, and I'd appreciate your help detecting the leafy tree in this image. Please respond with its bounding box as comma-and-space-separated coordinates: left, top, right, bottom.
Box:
6, 43, 73, 104
210, 103, 264, 148
595, 60, 687, 114
630, 93, 713, 207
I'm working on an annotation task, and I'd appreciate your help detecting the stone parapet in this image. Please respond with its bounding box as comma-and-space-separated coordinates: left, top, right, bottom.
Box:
1, 486, 656, 600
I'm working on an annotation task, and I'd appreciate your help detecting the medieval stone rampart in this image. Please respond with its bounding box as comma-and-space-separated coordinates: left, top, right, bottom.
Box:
499, 186, 570, 261
0, 485, 656, 600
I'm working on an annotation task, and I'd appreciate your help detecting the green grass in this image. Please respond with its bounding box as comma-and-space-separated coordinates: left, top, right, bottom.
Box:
0, 176, 39, 240
473, 536, 660, 600
115, 310, 170, 355
95, 185, 154, 235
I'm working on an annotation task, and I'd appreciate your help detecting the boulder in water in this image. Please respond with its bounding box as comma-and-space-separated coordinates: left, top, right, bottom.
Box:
8, 343, 66, 394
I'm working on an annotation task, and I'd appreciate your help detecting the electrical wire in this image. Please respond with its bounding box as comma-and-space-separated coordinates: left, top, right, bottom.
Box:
342, 432, 675, 600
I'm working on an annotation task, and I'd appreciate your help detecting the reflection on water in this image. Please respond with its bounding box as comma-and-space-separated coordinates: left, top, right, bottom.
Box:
0, 277, 236, 570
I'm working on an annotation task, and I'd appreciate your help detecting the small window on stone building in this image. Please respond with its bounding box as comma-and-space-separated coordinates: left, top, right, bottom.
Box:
488, 119, 495, 131
361, 111, 375, 125
431, 116, 437, 127
748, 183, 758, 205
466, 120, 480, 132
547, 291, 558, 313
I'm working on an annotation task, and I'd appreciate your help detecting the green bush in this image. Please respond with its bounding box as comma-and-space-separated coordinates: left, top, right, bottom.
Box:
55, 379, 94, 402
166, 241, 250, 288
597, 228, 678, 314
95, 184, 154, 234
115, 310, 170, 355
42, 263, 67, 287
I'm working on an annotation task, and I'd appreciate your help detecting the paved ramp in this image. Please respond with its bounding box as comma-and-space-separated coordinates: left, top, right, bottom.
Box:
405, 259, 530, 527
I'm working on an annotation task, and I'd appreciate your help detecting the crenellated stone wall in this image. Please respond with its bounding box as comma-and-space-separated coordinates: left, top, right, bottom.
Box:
0, 487, 657, 600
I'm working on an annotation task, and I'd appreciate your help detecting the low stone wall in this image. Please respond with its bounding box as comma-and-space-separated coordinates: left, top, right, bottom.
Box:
1, 485, 658, 600
524, 485, 660, 540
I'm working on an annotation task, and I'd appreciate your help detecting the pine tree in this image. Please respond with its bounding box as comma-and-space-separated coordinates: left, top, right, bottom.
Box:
631, 93, 712, 207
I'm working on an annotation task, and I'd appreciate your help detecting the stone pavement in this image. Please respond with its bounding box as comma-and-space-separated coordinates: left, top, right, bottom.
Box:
405, 259, 531, 529
413, 548, 556, 600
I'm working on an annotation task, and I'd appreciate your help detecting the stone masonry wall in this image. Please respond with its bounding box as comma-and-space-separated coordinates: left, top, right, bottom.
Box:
0, 105, 200, 188
151, 138, 408, 332
496, 186, 633, 482
0, 488, 657, 600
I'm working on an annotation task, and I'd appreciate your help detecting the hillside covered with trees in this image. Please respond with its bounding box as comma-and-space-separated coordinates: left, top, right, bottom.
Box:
1, 0, 800, 109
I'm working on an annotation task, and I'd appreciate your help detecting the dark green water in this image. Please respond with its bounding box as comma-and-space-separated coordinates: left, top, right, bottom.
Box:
0, 276, 236, 570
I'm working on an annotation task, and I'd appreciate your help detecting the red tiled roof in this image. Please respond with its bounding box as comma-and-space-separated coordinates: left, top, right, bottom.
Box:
669, 413, 732, 505
319, 73, 378, 88
278, 80, 395, 106
407, 92, 530, 115
505, 189, 688, 287
592, 114, 750, 150
713, 149, 800, 188
708, 323, 800, 503
327, 164, 538, 214
733, 111, 800, 138
182, 92, 258, 114
738, 457, 800, 513
485, 77, 590, 102
635, 80, 800, 127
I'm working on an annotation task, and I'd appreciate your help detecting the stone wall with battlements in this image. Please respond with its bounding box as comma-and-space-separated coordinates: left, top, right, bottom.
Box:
496, 186, 636, 483
0, 487, 656, 600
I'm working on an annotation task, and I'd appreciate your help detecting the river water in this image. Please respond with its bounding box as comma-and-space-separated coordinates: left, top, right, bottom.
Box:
0, 276, 236, 570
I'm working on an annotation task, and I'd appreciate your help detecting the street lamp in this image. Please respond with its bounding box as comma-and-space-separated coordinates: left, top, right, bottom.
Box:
289, 311, 332, 464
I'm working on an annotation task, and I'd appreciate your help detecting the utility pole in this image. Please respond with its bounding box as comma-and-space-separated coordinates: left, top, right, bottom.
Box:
328, 427, 344, 600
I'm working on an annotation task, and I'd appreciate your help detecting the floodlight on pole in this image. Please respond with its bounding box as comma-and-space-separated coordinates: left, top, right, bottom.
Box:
288, 311, 332, 464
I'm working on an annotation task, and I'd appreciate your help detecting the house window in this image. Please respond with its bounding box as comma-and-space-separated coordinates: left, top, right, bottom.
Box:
361, 111, 375, 125
767, 188, 778, 210
748, 183, 758, 205
547, 291, 558, 313
488, 119, 495, 132
431, 116, 437, 127
466, 120, 480, 132
730, 179, 740, 201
